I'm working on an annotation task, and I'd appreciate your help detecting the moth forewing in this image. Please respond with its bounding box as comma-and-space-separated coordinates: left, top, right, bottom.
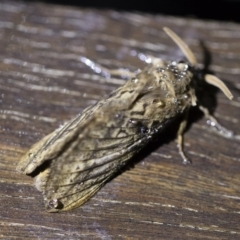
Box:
17, 109, 96, 174
17, 27, 235, 212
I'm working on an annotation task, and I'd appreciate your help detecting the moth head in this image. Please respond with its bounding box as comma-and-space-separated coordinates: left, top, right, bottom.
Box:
163, 27, 233, 101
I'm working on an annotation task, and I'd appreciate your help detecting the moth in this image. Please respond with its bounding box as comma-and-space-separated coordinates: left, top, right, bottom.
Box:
17, 27, 235, 212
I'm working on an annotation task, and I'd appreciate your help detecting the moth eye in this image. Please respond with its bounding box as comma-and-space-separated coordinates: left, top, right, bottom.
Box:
131, 77, 139, 83
48, 198, 62, 209
184, 93, 190, 99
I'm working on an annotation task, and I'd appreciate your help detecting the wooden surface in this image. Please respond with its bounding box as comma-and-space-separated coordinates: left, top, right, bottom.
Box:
0, 1, 240, 239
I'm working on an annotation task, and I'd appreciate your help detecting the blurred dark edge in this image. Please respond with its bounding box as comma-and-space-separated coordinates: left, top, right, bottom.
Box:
21, 0, 240, 23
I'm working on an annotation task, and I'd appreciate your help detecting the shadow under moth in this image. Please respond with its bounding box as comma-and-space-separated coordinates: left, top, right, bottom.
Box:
17, 27, 236, 212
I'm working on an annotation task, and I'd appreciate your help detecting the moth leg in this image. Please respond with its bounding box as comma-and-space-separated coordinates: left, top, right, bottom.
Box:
199, 105, 239, 140
177, 111, 191, 164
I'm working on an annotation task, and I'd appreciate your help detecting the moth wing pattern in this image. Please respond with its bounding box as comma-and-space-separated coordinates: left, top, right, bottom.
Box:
17, 70, 148, 175
41, 112, 145, 212
18, 66, 184, 212
17, 103, 101, 175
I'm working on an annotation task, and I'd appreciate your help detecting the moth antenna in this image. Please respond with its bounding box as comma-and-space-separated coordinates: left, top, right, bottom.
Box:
204, 74, 233, 100
163, 27, 197, 66
163, 27, 233, 100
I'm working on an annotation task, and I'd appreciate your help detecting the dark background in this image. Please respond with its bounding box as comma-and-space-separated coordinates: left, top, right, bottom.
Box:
25, 0, 240, 22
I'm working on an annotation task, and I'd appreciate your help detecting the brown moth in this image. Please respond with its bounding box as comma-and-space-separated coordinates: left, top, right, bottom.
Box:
17, 27, 235, 212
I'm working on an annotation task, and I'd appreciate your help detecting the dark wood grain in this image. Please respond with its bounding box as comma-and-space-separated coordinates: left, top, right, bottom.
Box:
0, 1, 240, 239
